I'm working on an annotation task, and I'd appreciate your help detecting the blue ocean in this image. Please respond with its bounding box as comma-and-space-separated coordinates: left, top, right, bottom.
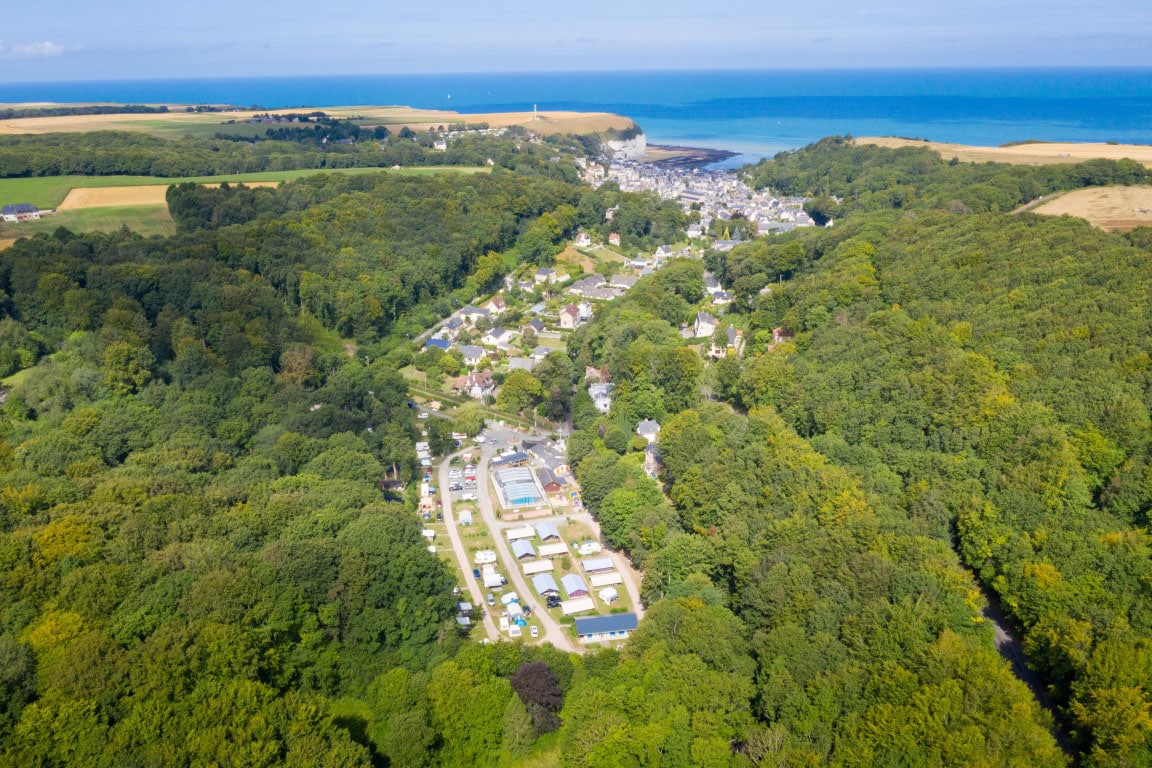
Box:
3, 69, 1150, 167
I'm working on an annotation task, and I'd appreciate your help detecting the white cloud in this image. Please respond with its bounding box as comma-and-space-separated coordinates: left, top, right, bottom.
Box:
0, 40, 75, 60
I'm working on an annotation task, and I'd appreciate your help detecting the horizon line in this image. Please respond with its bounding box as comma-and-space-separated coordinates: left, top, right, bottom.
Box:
4, 64, 1152, 88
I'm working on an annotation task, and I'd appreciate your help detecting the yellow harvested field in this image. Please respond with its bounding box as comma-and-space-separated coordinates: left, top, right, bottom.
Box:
857, 137, 1152, 168
0, 104, 634, 136
1032, 185, 1152, 232
0, 237, 16, 251
57, 181, 279, 210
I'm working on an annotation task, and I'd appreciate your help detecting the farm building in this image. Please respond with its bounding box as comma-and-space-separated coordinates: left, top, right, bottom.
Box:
511, 540, 536, 560
560, 597, 596, 615
1, 203, 40, 222
537, 542, 569, 558
581, 557, 616, 574
532, 573, 560, 597
561, 573, 589, 599
505, 525, 536, 541
574, 612, 638, 643
589, 571, 623, 588
599, 587, 619, 603
535, 521, 561, 540
522, 559, 553, 576
494, 467, 543, 507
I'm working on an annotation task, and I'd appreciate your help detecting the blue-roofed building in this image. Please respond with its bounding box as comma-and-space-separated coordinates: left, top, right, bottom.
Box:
560, 573, 588, 599
511, 539, 536, 560
423, 337, 451, 351
574, 613, 638, 643
535, 521, 561, 541
581, 557, 615, 574
491, 451, 530, 468
494, 466, 543, 507
532, 573, 559, 597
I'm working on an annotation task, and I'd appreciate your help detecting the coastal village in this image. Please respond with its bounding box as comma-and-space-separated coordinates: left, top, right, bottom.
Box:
409, 147, 814, 651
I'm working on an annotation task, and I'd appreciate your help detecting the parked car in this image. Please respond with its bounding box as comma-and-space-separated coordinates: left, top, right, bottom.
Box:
545, 596, 561, 608
448, 470, 462, 479
449, 484, 462, 491
418, 412, 429, 419
473, 568, 481, 578
530, 625, 539, 639
487, 593, 496, 606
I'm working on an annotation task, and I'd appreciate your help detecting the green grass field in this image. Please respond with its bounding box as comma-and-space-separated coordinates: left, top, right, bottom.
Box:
0, 166, 489, 208
0, 206, 177, 240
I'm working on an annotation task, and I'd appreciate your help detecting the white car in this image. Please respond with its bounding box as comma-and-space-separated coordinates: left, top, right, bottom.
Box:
417, 412, 429, 419
530, 625, 539, 639
448, 470, 461, 479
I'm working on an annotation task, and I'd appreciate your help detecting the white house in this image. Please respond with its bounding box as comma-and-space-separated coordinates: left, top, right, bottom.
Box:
694, 311, 717, 338
459, 345, 486, 367
559, 304, 580, 330
636, 419, 661, 444
575, 232, 591, 247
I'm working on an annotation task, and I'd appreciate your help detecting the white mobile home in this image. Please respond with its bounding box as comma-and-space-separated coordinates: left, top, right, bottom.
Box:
522, 559, 554, 576
560, 597, 596, 615
537, 542, 569, 558
589, 571, 624, 588
505, 525, 536, 541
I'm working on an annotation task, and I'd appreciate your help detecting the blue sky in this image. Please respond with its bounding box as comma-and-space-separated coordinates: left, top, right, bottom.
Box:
2, 0, 1151, 82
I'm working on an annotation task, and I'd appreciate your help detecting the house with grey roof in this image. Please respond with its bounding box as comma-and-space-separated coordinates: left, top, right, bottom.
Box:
561, 573, 589, 598
636, 419, 661, 444
459, 345, 486, 367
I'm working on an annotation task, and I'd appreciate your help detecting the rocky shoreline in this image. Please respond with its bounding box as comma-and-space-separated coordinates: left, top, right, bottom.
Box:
645, 143, 739, 169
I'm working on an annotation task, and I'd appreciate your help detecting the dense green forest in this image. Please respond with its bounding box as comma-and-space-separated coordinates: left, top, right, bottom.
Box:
0, 128, 594, 180
747, 135, 1152, 221
3, 130, 1151, 766
0, 152, 700, 766
673, 142, 1151, 765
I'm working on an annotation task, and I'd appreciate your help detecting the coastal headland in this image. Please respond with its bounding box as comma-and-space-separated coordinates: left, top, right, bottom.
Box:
0, 103, 636, 137
857, 136, 1152, 168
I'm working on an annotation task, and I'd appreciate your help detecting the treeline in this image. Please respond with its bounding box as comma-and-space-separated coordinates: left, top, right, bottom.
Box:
0, 128, 594, 181
747, 136, 1152, 217
0, 104, 170, 120
216, 114, 391, 146
698, 141, 1152, 764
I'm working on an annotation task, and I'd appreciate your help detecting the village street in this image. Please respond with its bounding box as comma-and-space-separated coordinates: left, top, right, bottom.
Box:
437, 452, 499, 641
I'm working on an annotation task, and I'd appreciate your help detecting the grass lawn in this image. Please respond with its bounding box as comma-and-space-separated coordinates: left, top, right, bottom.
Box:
0, 166, 489, 209
0, 205, 176, 238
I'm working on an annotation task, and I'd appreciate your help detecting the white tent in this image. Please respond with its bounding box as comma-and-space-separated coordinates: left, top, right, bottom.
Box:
599, 587, 619, 603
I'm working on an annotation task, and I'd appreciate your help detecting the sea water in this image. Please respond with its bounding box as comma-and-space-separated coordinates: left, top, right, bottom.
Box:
2, 69, 1150, 166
